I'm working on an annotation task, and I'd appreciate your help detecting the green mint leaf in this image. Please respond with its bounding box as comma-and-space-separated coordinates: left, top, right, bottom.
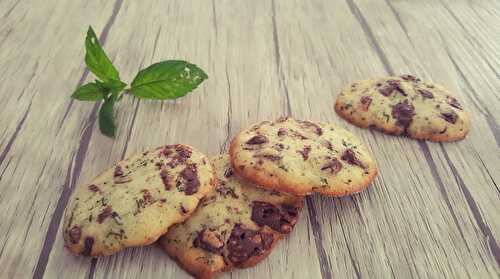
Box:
98, 94, 117, 137
96, 79, 127, 94
130, 60, 208, 99
85, 26, 120, 82
71, 82, 105, 101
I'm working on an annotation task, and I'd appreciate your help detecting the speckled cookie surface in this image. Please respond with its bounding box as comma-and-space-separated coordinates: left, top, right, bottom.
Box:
229, 117, 377, 196
334, 75, 470, 141
62, 144, 216, 257
159, 155, 302, 279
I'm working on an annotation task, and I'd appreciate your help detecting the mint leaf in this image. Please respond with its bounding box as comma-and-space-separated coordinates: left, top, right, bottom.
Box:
85, 26, 120, 82
130, 60, 207, 99
99, 94, 117, 137
71, 82, 105, 101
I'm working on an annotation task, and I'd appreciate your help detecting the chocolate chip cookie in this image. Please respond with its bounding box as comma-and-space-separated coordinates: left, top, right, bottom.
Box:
335, 75, 470, 141
229, 117, 377, 196
159, 155, 302, 279
63, 144, 216, 256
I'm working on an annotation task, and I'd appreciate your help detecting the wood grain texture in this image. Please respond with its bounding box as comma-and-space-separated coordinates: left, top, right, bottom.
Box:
0, 0, 498, 278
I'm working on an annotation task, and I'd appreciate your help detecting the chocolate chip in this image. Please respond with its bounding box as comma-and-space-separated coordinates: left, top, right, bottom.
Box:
341, 149, 363, 167
175, 145, 193, 159
441, 112, 458, 124
297, 146, 311, 161
114, 165, 124, 177
360, 96, 372, 111
379, 85, 393, 96
97, 206, 113, 224
193, 230, 224, 254
178, 165, 200, 195
88, 184, 101, 193
322, 140, 333, 151
321, 158, 342, 174
180, 204, 188, 214
253, 154, 282, 161
446, 96, 463, 110
226, 225, 273, 264
292, 131, 308, 140
216, 182, 239, 198
380, 80, 406, 96
392, 101, 415, 128
277, 128, 288, 137
82, 237, 94, 256
400, 74, 420, 82
224, 168, 234, 178
419, 89, 434, 98
251, 202, 299, 233
69, 226, 81, 244
388, 80, 407, 96
299, 120, 323, 136
160, 169, 171, 190
142, 189, 154, 204
246, 135, 268, 145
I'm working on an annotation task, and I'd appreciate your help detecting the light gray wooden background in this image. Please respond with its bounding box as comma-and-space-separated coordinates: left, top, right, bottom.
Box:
0, 0, 499, 278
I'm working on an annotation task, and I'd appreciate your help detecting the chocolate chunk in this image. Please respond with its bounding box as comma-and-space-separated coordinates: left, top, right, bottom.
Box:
193, 230, 224, 254
322, 140, 333, 151
379, 85, 393, 96
321, 158, 342, 174
419, 89, 434, 98
160, 169, 171, 190
216, 182, 239, 198
88, 184, 101, 193
142, 189, 154, 204
388, 80, 407, 96
226, 225, 273, 264
341, 149, 363, 167
299, 120, 323, 136
69, 226, 81, 244
246, 135, 268, 145
97, 206, 113, 224
180, 204, 188, 214
277, 128, 288, 137
380, 80, 406, 96
164, 145, 192, 168
114, 165, 124, 177
360, 96, 372, 111
297, 146, 311, 161
446, 96, 463, 110
400, 74, 420, 82
441, 112, 458, 124
392, 101, 415, 128
253, 154, 282, 161
251, 202, 298, 233
162, 148, 173, 157
175, 145, 192, 159
178, 165, 200, 195
273, 143, 285, 151
82, 237, 94, 256
292, 131, 308, 140
224, 168, 234, 178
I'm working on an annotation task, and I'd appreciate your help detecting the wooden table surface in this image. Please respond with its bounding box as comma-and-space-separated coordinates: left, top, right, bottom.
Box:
1, 0, 499, 278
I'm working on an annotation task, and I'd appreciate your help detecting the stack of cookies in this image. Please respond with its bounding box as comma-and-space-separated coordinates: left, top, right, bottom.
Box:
63, 75, 468, 279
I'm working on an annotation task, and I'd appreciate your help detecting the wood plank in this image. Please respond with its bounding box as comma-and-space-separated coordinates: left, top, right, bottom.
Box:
272, 0, 499, 278
0, 1, 125, 278
44, 1, 322, 278
0, 0, 497, 278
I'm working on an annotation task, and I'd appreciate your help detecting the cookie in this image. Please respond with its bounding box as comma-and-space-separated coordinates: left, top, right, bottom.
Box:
229, 117, 377, 196
334, 75, 470, 141
159, 155, 302, 279
63, 144, 216, 257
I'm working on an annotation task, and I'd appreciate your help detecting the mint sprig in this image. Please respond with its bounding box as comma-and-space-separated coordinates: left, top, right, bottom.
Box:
71, 26, 208, 138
